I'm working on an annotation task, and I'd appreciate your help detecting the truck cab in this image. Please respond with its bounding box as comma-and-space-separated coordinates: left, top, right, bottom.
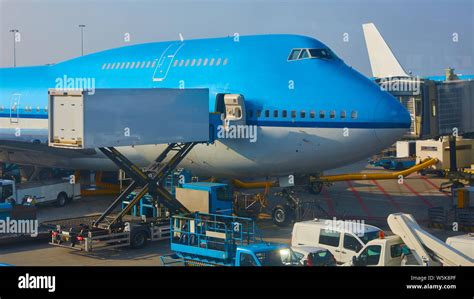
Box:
168, 212, 299, 266
349, 235, 407, 266
175, 182, 233, 215
236, 243, 296, 266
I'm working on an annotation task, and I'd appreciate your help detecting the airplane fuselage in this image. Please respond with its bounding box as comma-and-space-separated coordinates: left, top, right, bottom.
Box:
0, 34, 411, 178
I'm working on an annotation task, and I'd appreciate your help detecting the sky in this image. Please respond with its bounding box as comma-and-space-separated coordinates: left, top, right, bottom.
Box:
0, 0, 473, 77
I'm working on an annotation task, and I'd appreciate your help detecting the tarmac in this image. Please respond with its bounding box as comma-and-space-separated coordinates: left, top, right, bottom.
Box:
0, 160, 463, 266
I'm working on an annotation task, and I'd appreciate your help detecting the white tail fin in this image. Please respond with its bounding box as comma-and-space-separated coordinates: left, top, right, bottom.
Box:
362, 23, 409, 78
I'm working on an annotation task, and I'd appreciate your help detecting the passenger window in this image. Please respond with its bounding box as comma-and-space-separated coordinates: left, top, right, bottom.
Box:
265, 110, 270, 118
288, 49, 301, 61
318, 229, 340, 247
358, 245, 382, 266
351, 111, 358, 119
240, 253, 258, 266
282, 110, 288, 118
299, 49, 310, 59
300, 111, 306, 118
273, 110, 278, 118
256, 110, 262, 118
319, 110, 325, 118
340, 111, 346, 119
330, 111, 336, 119
390, 244, 404, 258
291, 110, 296, 118
247, 110, 253, 118
310, 111, 315, 118
343, 234, 363, 252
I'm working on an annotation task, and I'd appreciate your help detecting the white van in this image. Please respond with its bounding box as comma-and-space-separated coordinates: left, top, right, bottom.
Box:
445, 234, 474, 259
291, 218, 382, 264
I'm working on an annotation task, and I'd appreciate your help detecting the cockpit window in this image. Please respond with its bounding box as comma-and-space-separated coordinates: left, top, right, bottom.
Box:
299, 49, 310, 59
288, 48, 335, 61
308, 49, 333, 59
288, 49, 301, 61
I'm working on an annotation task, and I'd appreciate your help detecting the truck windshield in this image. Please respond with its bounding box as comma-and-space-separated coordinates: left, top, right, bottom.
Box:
359, 230, 381, 244
255, 248, 297, 266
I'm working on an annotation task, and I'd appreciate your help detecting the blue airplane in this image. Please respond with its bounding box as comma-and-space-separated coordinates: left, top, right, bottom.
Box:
0, 34, 411, 182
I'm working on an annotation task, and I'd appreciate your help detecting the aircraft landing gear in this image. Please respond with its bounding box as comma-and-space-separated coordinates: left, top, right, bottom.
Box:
272, 205, 293, 227
271, 188, 299, 227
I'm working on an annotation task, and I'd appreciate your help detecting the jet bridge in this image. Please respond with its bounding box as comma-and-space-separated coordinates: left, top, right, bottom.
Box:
48, 88, 219, 229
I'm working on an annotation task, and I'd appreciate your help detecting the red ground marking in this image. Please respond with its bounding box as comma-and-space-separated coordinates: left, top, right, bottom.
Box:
402, 181, 434, 208
321, 187, 336, 216
420, 177, 451, 198
345, 181, 373, 218
371, 180, 401, 211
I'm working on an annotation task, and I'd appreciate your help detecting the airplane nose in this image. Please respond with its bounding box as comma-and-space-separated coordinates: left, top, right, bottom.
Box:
373, 92, 411, 147
373, 93, 411, 127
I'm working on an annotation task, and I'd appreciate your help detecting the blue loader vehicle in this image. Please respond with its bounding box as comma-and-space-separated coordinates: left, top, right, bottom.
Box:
369, 157, 416, 171
161, 212, 299, 266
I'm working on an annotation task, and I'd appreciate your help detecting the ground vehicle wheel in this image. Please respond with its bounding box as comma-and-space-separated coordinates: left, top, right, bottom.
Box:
56, 192, 67, 207
272, 205, 293, 227
130, 230, 148, 249
308, 181, 323, 194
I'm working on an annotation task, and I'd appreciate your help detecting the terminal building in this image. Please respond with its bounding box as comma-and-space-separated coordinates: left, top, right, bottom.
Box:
376, 69, 474, 140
